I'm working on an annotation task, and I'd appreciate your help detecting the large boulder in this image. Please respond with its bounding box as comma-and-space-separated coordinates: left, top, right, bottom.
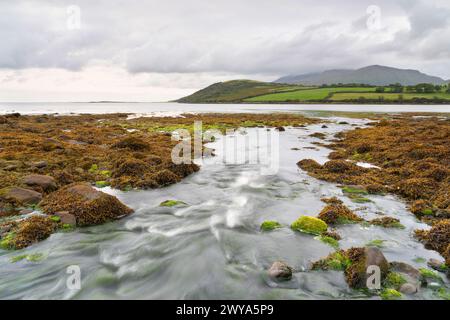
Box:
22, 174, 57, 192
39, 183, 133, 226
0, 187, 42, 206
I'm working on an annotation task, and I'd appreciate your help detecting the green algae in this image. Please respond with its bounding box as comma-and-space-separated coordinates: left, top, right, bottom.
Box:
159, 200, 187, 207
260, 220, 282, 231
290, 216, 328, 235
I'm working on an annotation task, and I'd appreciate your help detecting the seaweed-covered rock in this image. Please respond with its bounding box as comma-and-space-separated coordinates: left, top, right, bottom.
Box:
320, 197, 343, 205
369, 217, 405, 229
322, 160, 354, 173
0, 215, 56, 250
321, 230, 342, 240
268, 261, 292, 281
113, 159, 150, 178
318, 203, 363, 225
291, 216, 328, 235
260, 220, 282, 231
314, 247, 389, 289
415, 220, 450, 266
296, 159, 322, 171
0, 187, 42, 206
22, 174, 57, 192
112, 137, 149, 151
397, 178, 437, 200
345, 247, 390, 289
39, 183, 133, 226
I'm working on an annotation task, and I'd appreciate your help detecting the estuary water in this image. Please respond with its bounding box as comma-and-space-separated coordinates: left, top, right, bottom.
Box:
1, 101, 450, 115
0, 110, 448, 299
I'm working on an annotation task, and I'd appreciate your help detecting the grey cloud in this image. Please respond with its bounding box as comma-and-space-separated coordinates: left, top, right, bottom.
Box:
1, 0, 450, 79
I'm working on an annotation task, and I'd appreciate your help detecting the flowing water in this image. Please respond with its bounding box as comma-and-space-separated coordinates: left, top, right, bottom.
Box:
0, 111, 448, 299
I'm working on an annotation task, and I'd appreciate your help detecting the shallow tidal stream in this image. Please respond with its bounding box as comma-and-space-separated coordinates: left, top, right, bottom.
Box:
0, 116, 448, 299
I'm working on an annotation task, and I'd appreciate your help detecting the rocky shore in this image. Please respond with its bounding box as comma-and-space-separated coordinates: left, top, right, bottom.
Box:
297, 115, 450, 270
0, 112, 315, 250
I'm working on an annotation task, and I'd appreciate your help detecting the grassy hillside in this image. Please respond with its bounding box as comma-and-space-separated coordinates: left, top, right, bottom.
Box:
177, 80, 310, 103
244, 87, 376, 102
177, 79, 450, 104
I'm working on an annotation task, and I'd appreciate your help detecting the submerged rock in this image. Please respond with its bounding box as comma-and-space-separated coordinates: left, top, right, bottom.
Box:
40, 183, 133, 226
260, 220, 282, 231
268, 261, 293, 281
369, 217, 405, 229
290, 216, 328, 235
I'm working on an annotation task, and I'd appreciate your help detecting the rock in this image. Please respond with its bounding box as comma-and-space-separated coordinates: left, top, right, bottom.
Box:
0, 187, 42, 205
23, 174, 57, 192
321, 125, 328, 128
42, 138, 64, 151
345, 247, 389, 289
318, 203, 363, 225
389, 262, 421, 281
0, 116, 8, 124
275, 126, 285, 132
297, 159, 322, 171
4, 164, 18, 171
365, 247, 389, 274
399, 283, 418, 295
54, 211, 77, 226
427, 259, 448, 273
19, 209, 34, 215
290, 216, 328, 235
268, 261, 293, 281
39, 183, 133, 226
32, 161, 48, 168
0, 215, 56, 250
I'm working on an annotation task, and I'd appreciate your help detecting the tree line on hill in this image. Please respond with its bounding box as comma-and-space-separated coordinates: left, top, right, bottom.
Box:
319, 82, 450, 94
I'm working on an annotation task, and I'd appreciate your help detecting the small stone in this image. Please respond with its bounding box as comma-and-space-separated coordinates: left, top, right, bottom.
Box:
268, 261, 293, 281
427, 258, 447, 272
19, 209, 34, 215
399, 283, 418, 295
321, 125, 328, 128
54, 211, 77, 226
390, 262, 421, 280
275, 126, 285, 132
4, 165, 18, 171
33, 161, 48, 168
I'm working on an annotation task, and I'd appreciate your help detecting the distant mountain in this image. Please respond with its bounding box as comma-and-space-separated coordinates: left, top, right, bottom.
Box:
275, 65, 446, 86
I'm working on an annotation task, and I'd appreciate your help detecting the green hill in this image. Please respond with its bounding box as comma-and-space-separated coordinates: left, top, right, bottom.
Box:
177, 80, 309, 103
177, 79, 450, 104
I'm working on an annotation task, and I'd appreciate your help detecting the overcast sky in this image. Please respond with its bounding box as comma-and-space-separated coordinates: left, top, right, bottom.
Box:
1, 0, 449, 102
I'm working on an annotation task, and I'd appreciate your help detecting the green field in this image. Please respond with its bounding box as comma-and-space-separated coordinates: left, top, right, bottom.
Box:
330, 92, 450, 101
244, 87, 376, 102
